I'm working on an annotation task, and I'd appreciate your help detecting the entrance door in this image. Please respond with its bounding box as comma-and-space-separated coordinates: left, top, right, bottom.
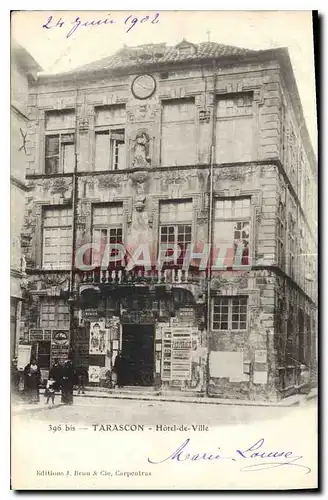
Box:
122, 324, 154, 386
37, 341, 51, 369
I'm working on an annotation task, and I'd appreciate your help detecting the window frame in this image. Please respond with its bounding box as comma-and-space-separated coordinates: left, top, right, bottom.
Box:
160, 98, 196, 167
213, 197, 251, 267
94, 127, 125, 171
42, 207, 73, 270
158, 200, 193, 266
40, 298, 70, 329
215, 92, 254, 163
277, 200, 286, 269
212, 296, 248, 331
44, 110, 76, 174
94, 105, 126, 172
91, 204, 124, 267
288, 213, 296, 280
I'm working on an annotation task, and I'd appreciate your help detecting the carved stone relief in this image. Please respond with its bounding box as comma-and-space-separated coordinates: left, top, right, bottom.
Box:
127, 104, 159, 123
132, 131, 151, 169
129, 170, 150, 212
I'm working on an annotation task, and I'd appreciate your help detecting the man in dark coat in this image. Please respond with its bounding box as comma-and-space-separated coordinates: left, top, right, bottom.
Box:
113, 351, 125, 388
75, 364, 88, 395
49, 358, 62, 391
11, 358, 20, 395
61, 359, 74, 404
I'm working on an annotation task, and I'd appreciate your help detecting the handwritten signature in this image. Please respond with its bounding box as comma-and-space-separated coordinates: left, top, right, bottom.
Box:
147, 438, 311, 474
42, 13, 160, 38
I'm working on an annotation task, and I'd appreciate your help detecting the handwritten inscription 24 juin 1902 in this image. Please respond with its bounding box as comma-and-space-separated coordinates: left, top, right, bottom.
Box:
42, 12, 160, 38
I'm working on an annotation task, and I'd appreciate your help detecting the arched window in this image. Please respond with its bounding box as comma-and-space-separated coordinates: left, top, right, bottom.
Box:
172, 288, 195, 306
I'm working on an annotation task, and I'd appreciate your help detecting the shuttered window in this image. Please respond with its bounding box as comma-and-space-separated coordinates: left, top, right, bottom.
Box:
214, 198, 251, 267
94, 106, 126, 171
45, 111, 75, 174
215, 93, 253, 163
161, 99, 196, 167
159, 200, 192, 265
92, 204, 124, 266
42, 207, 72, 269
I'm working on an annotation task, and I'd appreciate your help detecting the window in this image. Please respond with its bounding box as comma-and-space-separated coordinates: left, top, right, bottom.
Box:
288, 213, 296, 280
276, 297, 285, 366
212, 296, 247, 330
298, 309, 305, 364
94, 106, 126, 171
299, 149, 305, 208
286, 304, 294, 366
172, 288, 195, 306
287, 129, 297, 186
215, 93, 253, 163
299, 230, 305, 289
45, 110, 75, 174
280, 103, 286, 163
42, 207, 72, 269
92, 204, 123, 266
277, 201, 286, 269
305, 314, 312, 366
159, 200, 192, 266
161, 99, 196, 166
11, 298, 18, 358
214, 198, 251, 267
40, 299, 70, 328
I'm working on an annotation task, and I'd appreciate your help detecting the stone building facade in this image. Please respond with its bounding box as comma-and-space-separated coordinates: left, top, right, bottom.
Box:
11, 41, 41, 359
20, 41, 317, 400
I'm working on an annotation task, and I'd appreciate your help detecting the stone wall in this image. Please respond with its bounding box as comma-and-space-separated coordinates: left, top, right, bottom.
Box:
21, 52, 317, 399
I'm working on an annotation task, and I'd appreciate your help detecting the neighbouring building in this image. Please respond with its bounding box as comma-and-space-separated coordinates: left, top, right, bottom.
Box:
19, 40, 317, 400
11, 41, 41, 359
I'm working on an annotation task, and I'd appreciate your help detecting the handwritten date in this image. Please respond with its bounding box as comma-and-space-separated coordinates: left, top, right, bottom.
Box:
42, 13, 160, 38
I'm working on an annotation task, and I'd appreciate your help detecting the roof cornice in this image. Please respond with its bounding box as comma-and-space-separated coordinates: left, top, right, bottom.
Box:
35, 46, 316, 175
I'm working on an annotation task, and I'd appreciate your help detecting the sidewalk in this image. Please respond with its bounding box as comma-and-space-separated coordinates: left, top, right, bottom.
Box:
11, 398, 64, 415
71, 387, 317, 407
11, 387, 317, 414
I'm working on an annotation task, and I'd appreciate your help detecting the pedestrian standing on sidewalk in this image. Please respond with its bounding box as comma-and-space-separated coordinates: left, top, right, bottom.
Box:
45, 377, 56, 406
76, 364, 88, 395
49, 358, 62, 392
113, 351, 125, 388
23, 358, 41, 404
11, 358, 20, 395
61, 359, 74, 405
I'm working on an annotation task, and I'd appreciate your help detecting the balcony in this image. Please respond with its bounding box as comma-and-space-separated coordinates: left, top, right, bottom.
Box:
78, 265, 203, 287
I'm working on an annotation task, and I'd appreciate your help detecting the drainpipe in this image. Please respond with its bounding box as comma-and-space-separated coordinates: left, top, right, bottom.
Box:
205, 65, 217, 397
68, 84, 79, 359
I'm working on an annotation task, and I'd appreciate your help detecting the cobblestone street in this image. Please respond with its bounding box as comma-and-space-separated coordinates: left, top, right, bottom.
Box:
12, 395, 316, 427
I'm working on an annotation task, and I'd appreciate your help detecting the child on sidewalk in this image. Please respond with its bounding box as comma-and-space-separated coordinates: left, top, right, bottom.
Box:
45, 377, 56, 405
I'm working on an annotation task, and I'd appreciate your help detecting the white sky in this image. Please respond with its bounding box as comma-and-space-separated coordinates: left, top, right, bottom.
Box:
11, 10, 317, 153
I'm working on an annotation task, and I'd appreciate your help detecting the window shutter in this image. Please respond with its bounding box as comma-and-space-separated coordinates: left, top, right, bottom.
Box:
95, 132, 110, 171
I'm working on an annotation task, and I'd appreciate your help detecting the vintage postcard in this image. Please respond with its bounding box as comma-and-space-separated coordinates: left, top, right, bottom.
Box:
10, 10, 318, 490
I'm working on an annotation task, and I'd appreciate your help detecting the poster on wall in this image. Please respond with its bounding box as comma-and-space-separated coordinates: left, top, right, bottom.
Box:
209, 351, 244, 382
89, 322, 107, 355
88, 365, 101, 383
17, 344, 32, 371
171, 329, 192, 380
253, 370, 268, 385
255, 349, 267, 363
51, 330, 70, 364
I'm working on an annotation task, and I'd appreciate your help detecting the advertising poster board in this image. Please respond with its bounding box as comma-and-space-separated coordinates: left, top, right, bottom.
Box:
17, 344, 32, 371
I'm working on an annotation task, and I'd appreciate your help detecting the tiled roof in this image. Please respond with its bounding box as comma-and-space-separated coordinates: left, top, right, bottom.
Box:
58, 40, 261, 76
